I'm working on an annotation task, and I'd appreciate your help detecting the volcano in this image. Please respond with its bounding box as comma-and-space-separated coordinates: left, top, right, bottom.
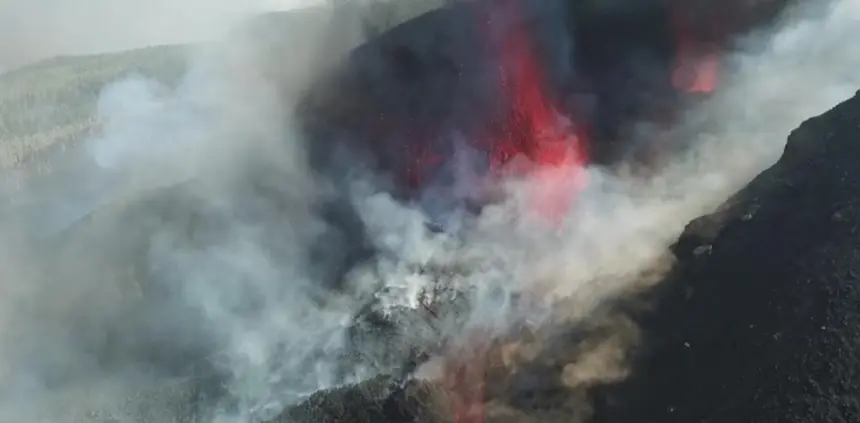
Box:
269, 83, 860, 423
294, 0, 798, 286
297, 0, 795, 194
40, 1, 853, 422
249, 1, 860, 423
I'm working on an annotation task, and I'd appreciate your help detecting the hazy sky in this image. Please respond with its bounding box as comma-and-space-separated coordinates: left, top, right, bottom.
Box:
0, 0, 324, 69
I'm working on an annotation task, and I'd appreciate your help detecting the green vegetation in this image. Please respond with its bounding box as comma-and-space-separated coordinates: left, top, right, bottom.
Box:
0, 45, 188, 170
0, 3, 458, 422
0, 0, 448, 172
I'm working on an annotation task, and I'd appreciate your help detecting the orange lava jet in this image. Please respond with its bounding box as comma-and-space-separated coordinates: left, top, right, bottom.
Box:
440, 0, 735, 419
444, 2, 591, 422
670, 0, 725, 93
672, 48, 721, 93
482, 1, 589, 222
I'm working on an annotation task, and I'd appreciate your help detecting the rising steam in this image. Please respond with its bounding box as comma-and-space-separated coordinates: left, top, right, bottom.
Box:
0, 0, 858, 422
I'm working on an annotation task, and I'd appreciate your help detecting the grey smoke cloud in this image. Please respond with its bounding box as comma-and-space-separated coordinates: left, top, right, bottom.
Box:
342, 0, 860, 399
0, 0, 859, 422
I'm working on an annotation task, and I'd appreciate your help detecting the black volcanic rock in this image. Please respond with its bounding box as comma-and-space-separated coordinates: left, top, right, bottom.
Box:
591, 90, 860, 423
296, 0, 797, 200
34, 3, 821, 420
68, 87, 860, 423
266, 90, 860, 423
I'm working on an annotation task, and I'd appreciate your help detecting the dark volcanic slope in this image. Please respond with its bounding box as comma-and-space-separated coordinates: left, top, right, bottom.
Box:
297, 0, 796, 199
592, 90, 860, 423
265, 92, 860, 423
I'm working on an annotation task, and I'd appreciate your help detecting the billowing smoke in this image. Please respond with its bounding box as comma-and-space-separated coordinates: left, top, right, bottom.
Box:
0, 0, 859, 422
0, 3, 374, 421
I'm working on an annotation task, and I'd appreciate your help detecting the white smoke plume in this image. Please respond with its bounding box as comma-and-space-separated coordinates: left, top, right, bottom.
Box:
0, 0, 859, 422
341, 0, 860, 399
361, 0, 860, 349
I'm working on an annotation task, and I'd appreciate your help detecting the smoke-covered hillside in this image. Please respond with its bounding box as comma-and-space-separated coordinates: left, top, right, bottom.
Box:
0, 0, 448, 172
2, 0, 860, 422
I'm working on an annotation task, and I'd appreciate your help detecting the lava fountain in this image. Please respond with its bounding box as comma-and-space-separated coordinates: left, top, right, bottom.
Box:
440, 0, 737, 420
479, 0, 589, 221
444, 1, 590, 421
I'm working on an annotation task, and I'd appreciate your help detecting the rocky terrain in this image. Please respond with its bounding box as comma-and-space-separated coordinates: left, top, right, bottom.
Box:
30, 88, 860, 423
1, 1, 858, 423
591, 89, 860, 423
264, 90, 860, 423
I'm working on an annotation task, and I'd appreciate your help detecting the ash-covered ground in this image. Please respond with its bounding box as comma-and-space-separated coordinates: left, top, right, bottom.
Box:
2, 1, 860, 423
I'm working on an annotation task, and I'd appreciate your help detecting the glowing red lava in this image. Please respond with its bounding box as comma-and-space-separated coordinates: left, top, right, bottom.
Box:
670, 0, 724, 93
444, 2, 592, 423
441, 0, 731, 420
481, 1, 589, 221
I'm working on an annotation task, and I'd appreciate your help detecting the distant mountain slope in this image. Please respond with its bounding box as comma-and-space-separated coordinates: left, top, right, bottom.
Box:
0, 0, 448, 173
0, 45, 189, 170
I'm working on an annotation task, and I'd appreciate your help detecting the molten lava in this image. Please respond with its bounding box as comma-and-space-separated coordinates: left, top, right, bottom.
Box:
444, 2, 591, 422
672, 46, 721, 93
439, 0, 735, 419
670, 0, 725, 93
482, 1, 589, 221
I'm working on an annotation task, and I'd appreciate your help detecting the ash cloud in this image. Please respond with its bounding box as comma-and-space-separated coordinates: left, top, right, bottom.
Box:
0, 0, 859, 423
